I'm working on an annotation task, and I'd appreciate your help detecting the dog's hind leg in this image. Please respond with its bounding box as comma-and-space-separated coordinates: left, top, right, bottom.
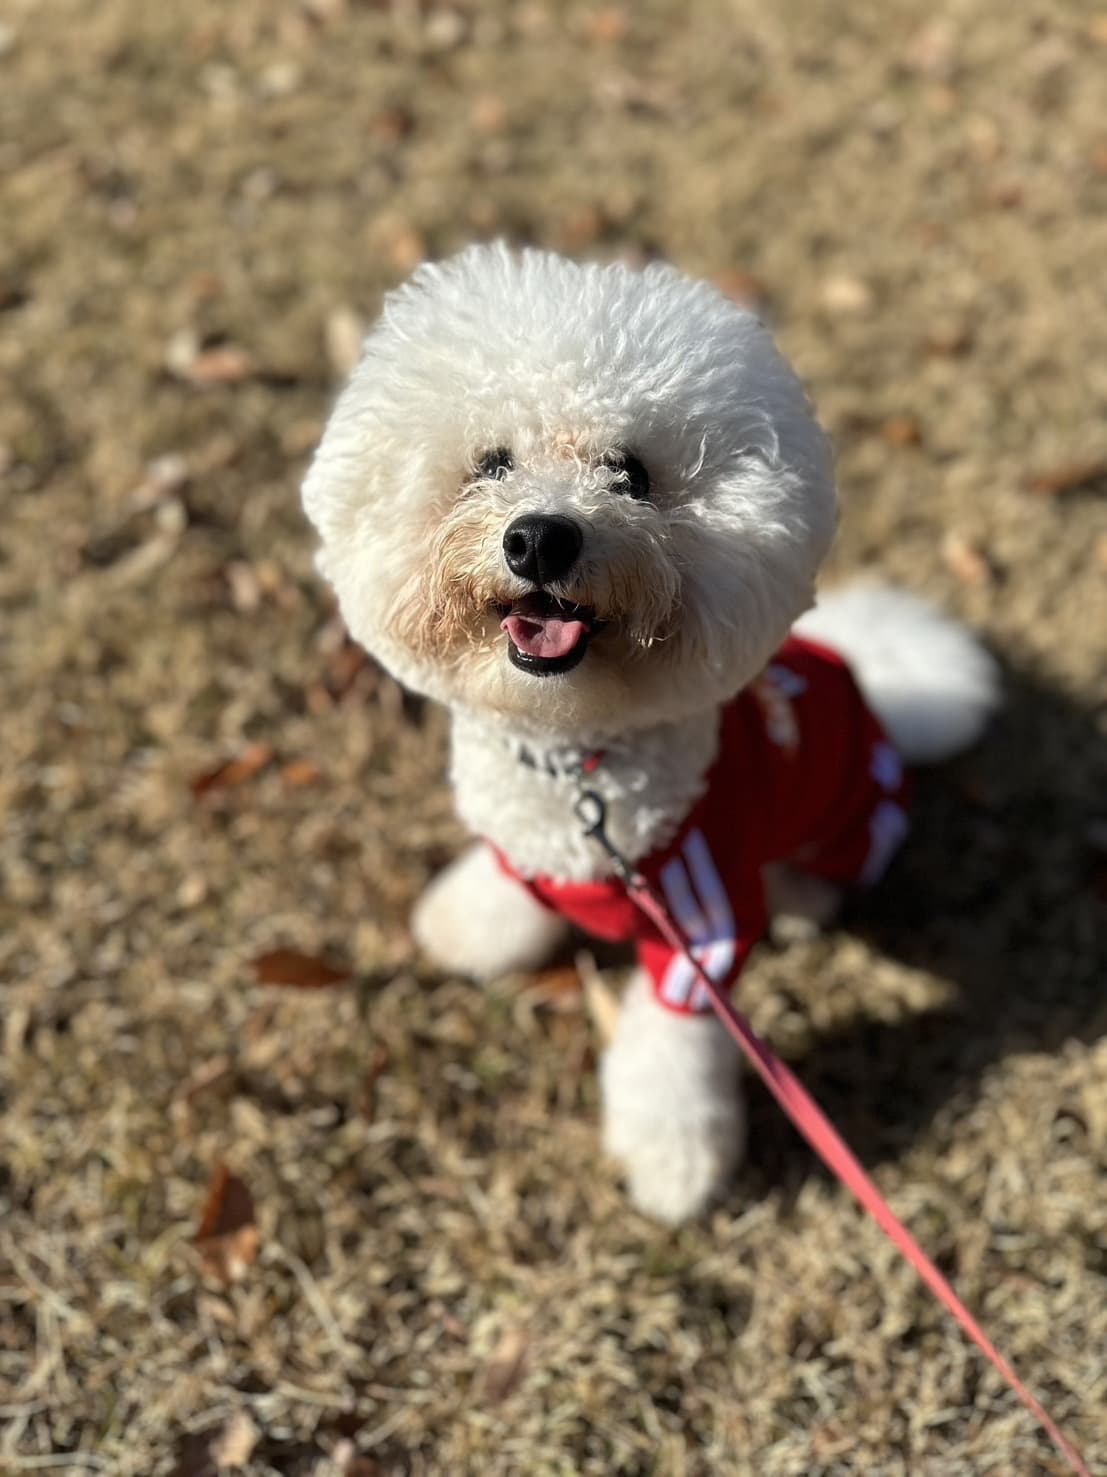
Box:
601, 971, 745, 1224
412, 843, 569, 982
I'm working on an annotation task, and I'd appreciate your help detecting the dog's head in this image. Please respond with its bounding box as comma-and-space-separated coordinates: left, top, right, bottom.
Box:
303, 245, 836, 737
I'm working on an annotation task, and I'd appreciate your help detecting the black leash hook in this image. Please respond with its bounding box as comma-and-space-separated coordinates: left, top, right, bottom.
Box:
573, 787, 636, 884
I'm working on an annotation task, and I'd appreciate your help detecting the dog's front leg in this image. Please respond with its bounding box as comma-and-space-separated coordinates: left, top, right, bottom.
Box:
412, 842, 569, 982
601, 971, 745, 1224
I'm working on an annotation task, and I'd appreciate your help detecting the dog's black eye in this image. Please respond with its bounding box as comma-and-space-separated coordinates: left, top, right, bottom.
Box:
602, 450, 650, 501
476, 447, 514, 481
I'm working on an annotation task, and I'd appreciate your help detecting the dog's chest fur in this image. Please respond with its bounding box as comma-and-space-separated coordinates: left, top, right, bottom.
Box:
450, 708, 722, 882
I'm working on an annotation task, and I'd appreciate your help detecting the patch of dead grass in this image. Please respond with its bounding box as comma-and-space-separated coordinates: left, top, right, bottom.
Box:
1, 0, 1105, 1471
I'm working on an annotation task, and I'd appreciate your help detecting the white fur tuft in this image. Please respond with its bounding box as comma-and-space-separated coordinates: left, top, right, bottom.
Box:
601, 971, 745, 1223
302, 243, 836, 737
411, 842, 569, 980
795, 583, 1000, 764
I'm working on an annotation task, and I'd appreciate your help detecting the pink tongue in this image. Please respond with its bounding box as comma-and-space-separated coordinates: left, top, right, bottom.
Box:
502, 611, 587, 660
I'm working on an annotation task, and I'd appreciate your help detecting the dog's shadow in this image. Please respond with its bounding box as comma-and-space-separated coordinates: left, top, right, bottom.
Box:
742, 653, 1106, 1187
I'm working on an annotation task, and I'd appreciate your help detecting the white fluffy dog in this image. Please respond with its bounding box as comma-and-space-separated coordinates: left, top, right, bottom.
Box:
303, 244, 998, 1224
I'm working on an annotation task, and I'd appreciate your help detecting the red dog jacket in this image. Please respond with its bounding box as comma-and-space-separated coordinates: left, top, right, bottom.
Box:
495, 635, 911, 1014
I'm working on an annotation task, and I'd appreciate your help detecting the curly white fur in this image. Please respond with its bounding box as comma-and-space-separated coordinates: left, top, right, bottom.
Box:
601, 971, 745, 1224
796, 582, 1000, 763
411, 842, 569, 979
303, 244, 998, 1224
303, 243, 837, 737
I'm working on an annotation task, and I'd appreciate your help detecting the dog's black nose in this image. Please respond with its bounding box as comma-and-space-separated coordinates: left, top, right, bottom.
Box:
502, 513, 582, 585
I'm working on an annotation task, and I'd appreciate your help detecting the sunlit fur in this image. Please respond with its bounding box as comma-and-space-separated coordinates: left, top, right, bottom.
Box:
391, 449, 680, 666
303, 244, 837, 737
303, 244, 1000, 1226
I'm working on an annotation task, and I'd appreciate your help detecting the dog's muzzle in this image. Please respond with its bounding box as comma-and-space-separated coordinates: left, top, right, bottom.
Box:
499, 591, 594, 676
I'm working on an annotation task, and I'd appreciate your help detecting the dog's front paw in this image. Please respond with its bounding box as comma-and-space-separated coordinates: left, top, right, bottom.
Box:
601, 972, 744, 1224
412, 843, 569, 982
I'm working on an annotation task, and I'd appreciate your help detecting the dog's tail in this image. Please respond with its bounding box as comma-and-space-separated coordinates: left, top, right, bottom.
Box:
794, 583, 1000, 764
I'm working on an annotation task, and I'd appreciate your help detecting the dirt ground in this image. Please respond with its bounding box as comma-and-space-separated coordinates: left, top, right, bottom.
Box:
2, 0, 1106, 1473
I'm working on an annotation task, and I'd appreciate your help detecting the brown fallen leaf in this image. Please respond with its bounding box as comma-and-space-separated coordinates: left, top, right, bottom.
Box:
942, 531, 995, 588
326, 642, 375, 700
583, 7, 629, 43
713, 268, 767, 308
1026, 460, 1107, 498
190, 741, 275, 799
471, 94, 507, 134
252, 949, 352, 988
280, 759, 323, 788
530, 965, 582, 994
195, 1163, 253, 1240
558, 204, 607, 251
881, 415, 922, 448
369, 105, 414, 144
191, 345, 255, 383
195, 1164, 259, 1285
481, 1326, 530, 1404
167, 334, 257, 386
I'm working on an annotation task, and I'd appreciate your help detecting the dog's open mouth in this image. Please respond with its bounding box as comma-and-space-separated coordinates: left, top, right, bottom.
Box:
498, 592, 595, 676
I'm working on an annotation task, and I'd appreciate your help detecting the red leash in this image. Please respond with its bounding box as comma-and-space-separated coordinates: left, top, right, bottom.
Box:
573, 788, 1091, 1476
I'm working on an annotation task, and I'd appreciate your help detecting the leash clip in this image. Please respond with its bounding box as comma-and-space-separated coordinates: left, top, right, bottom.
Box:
573, 787, 636, 885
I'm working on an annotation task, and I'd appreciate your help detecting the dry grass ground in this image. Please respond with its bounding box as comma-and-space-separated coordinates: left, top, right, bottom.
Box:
2, 1, 1106, 1473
